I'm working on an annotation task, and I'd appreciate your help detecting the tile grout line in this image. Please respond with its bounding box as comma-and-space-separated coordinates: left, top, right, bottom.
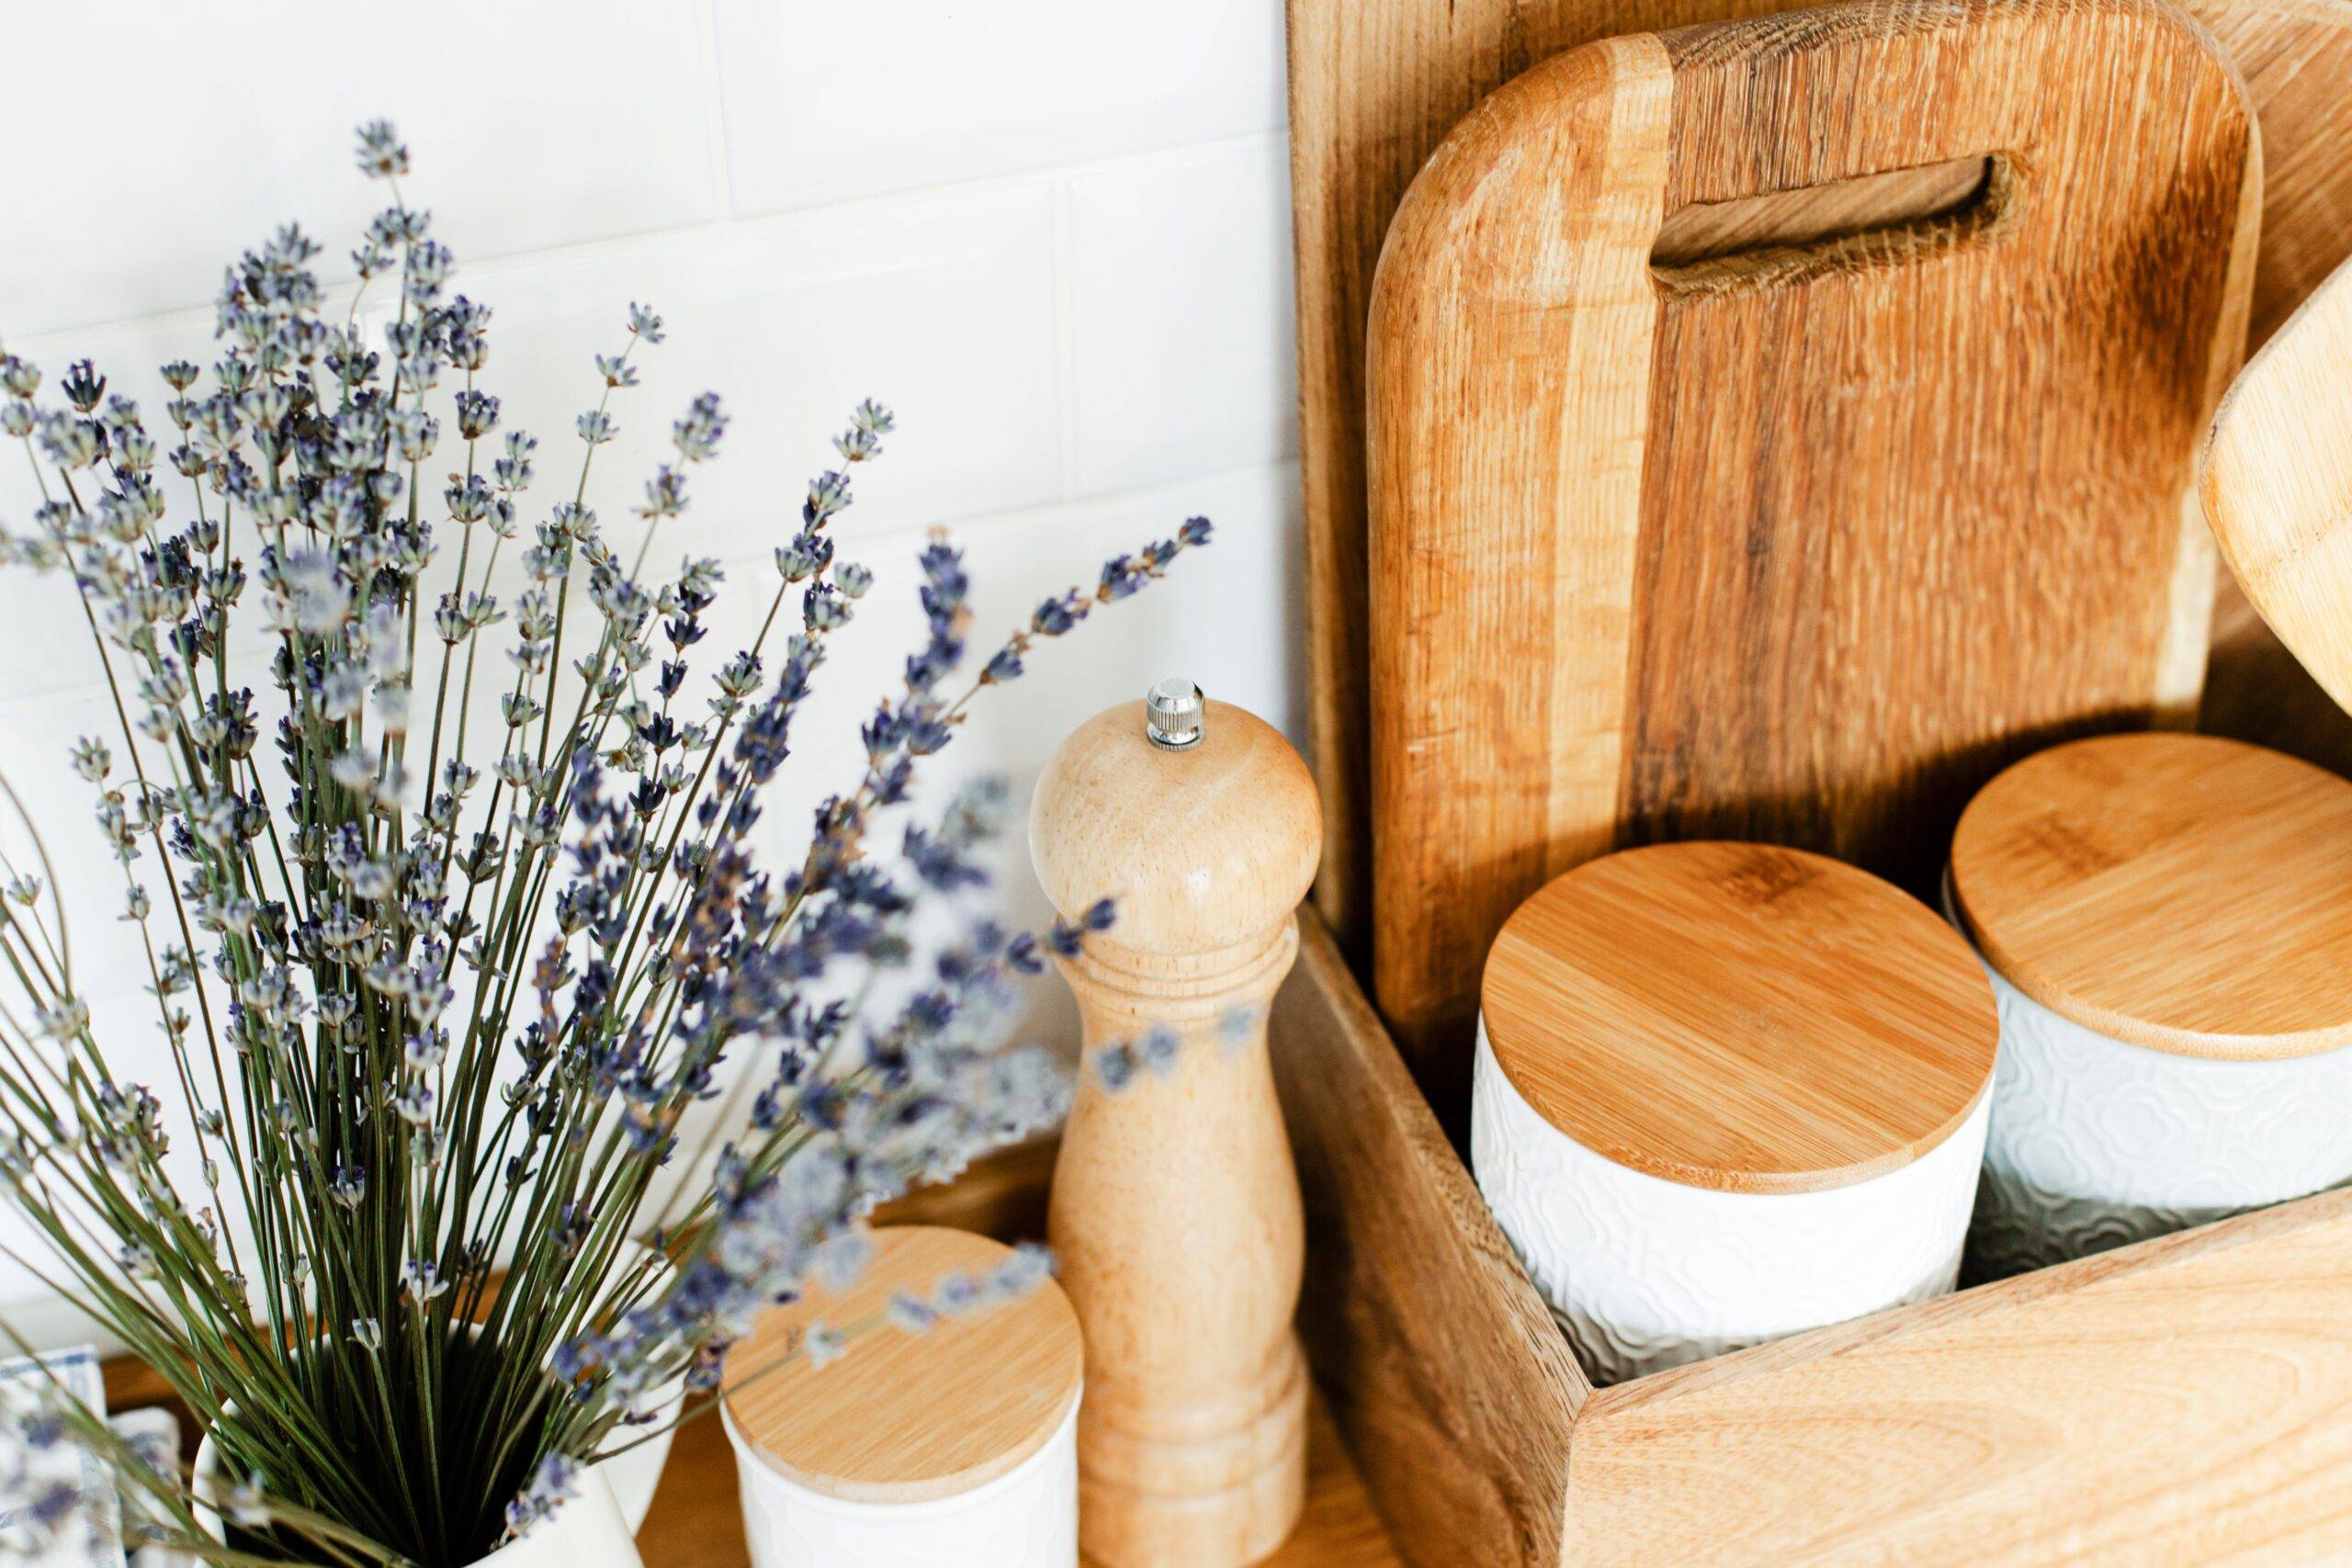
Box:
1052, 178, 1080, 502
696, 0, 739, 223
0, 460, 1304, 721
5, 130, 1294, 350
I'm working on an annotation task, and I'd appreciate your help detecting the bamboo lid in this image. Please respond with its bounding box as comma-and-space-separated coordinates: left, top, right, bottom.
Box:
1480, 842, 1997, 1194
1949, 732, 2352, 1061
722, 1225, 1082, 1504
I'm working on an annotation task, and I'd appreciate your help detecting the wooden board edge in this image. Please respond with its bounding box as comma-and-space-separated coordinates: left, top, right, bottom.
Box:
1285, 0, 1376, 962
1271, 907, 1591, 1568
1364, 34, 1672, 1097
1563, 1185, 2352, 1561
1589, 1181, 2352, 1423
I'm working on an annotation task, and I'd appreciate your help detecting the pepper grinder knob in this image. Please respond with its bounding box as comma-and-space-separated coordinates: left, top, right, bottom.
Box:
1144, 676, 1205, 750
1030, 686, 1321, 1568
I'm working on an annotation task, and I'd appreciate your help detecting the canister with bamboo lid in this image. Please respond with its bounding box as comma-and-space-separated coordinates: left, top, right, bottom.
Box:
1472, 841, 1999, 1384
720, 1225, 1083, 1567
1948, 731, 2352, 1276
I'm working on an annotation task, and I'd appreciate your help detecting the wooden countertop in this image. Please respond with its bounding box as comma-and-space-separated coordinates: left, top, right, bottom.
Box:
643, 1382, 1399, 1567
648, 1137, 1401, 1565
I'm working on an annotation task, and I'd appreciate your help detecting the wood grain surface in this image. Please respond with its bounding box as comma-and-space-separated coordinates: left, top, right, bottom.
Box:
721, 1224, 1083, 1503
1364, 0, 2257, 1102
1288, 0, 2352, 964
2201, 257, 2352, 720
1483, 842, 1995, 1191
1270, 907, 1590, 1568
1950, 730, 2352, 1058
1566, 1185, 2352, 1562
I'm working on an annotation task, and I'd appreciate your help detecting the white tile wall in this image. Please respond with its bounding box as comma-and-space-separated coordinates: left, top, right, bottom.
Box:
0, 5, 1305, 1321
0, 0, 721, 336
1067, 138, 1298, 493
713, 0, 1286, 215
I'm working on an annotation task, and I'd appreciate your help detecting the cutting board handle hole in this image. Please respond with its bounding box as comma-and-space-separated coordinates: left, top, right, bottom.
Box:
1651, 153, 2012, 291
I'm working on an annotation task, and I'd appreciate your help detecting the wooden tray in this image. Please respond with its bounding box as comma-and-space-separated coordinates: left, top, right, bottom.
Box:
1270, 906, 2352, 1564
1363, 0, 2257, 1096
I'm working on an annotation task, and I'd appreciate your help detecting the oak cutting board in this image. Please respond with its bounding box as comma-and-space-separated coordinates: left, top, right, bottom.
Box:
1364, 0, 2258, 1100
1290, 0, 2352, 961
2192, 0, 2352, 775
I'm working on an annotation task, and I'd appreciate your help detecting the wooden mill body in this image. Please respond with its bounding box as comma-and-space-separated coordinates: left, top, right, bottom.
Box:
1032, 696, 1323, 1567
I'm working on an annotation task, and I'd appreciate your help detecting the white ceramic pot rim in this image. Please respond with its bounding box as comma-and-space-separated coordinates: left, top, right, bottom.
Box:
720, 1375, 1081, 1518
192, 1241, 682, 1547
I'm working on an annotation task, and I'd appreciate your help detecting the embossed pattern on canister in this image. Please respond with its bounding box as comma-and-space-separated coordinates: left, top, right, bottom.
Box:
1472, 842, 1999, 1384
1950, 732, 2352, 1279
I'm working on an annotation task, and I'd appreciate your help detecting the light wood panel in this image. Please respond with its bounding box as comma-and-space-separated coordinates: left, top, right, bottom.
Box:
1484, 843, 1995, 1192
1288, 0, 2352, 964
1366, 0, 2258, 1103
723, 1225, 1083, 1504
1950, 730, 2352, 1058
2201, 257, 2352, 721
1566, 1187, 2352, 1562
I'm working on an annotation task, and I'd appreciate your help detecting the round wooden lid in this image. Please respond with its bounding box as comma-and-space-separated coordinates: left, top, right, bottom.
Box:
1949, 731, 2352, 1060
1480, 841, 1997, 1194
722, 1226, 1082, 1504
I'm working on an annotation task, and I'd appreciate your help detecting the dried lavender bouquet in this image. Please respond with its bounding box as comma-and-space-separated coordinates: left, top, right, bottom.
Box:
0, 119, 1205, 1566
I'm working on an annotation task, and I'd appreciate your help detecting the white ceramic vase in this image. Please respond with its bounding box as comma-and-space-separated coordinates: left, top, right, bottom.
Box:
1964, 953, 2352, 1276
1471, 1024, 1992, 1383
190, 1245, 680, 1560
721, 1381, 1080, 1568
192, 1429, 645, 1568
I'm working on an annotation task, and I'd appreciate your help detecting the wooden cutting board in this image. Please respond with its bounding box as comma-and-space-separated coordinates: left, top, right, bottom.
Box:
2201, 259, 2352, 718
1290, 0, 2352, 964
1364, 0, 2257, 1097
2191, 0, 2352, 774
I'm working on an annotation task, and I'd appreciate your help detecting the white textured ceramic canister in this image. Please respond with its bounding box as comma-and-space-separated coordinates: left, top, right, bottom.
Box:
723, 1225, 1082, 1568
1471, 842, 1999, 1385
1948, 732, 2352, 1278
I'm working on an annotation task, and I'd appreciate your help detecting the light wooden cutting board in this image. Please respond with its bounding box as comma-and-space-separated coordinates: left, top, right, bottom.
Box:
1363, 0, 2258, 1096
1290, 0, 2352, 966
2192, 0, 2352, 773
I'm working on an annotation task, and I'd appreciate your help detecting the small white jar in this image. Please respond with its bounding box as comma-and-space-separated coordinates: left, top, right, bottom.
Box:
1949, 732, 2352, 1277
1471, 842, 1999, 1384
723, 1224, 1082, 1568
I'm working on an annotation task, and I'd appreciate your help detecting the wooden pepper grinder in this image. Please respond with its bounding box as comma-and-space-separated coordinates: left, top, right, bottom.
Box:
1030, 680, 1321, 1568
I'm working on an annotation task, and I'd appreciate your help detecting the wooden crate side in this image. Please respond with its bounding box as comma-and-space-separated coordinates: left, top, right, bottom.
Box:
1270, 909, 1591, 1568
1568, 1187, 2352, 1562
